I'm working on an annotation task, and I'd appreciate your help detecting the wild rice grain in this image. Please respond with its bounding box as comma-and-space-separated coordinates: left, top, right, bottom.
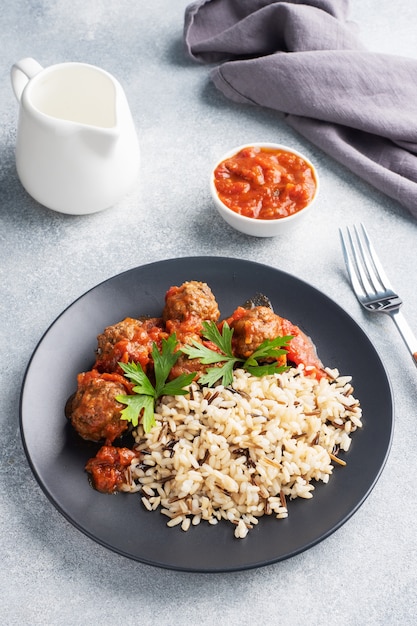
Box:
141, 497, 153, 511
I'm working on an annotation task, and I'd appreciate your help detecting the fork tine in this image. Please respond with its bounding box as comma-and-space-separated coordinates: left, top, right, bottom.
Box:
358, 223, 394, 293
339, 227, 367, 298
349, 225, 378, 296
340, 224, 393, 299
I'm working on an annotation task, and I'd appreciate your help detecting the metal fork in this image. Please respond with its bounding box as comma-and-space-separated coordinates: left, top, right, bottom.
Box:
339, 223, 417, 366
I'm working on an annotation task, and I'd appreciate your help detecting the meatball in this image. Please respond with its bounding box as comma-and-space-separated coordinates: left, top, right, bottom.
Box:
66, 371, 128, 442
94, 316, 166, 373
163, 281, 220, 324
228, 306, 283, 358
228, 305, 324, 377
163, 281, 220, 344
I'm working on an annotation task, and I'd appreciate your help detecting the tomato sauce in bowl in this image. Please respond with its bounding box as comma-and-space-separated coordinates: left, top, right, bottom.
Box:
210, 143, 319, 237
214, 146, 317, 220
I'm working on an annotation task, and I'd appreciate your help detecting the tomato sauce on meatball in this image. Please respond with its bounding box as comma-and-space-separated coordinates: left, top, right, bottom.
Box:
94, 316, 167, 374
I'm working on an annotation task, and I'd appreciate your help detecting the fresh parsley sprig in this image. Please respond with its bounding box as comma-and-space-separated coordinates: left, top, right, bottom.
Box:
116, 334, 195, 433
181, 320, 292, 387
116, 323, 293, 431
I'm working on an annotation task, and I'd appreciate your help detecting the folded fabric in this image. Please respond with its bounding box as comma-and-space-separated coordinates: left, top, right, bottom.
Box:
184, 0, 417, 218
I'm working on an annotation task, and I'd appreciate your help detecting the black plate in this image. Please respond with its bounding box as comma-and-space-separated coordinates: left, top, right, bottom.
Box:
20, 257, 393, 572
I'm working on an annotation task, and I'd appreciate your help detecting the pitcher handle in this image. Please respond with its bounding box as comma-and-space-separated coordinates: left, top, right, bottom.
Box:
11, 57, 44, 102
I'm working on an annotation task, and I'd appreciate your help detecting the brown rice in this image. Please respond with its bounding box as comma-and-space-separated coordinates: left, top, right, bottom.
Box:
123, 365, 362, 539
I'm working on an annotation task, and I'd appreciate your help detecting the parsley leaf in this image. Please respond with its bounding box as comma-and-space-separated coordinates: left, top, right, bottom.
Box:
152, 334, 181, 396
159, 373, 197, 397
117, 361, 155, 395
199, 320, 235, 357
116, 334, 195, 433
245, 335, 293, 372
116, 393, 155, 430
181, 321, 292, 387
182, 341, 230, 365
198, 360, 236, 387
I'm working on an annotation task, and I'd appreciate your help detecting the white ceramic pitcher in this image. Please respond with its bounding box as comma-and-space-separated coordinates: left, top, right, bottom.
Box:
11, 58, 140, 215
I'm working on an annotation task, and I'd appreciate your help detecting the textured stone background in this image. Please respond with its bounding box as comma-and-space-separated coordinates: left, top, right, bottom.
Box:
1, 1, 416, 624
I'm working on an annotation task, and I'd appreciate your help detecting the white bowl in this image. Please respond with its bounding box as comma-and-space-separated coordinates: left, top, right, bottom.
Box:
210, 143, 319, 237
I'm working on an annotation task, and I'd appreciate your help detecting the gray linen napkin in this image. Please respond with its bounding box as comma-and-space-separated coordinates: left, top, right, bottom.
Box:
184, 0, 417, 218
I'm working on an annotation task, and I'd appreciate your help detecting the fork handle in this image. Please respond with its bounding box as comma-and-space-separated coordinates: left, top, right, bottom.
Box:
389, 310, 417, 366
